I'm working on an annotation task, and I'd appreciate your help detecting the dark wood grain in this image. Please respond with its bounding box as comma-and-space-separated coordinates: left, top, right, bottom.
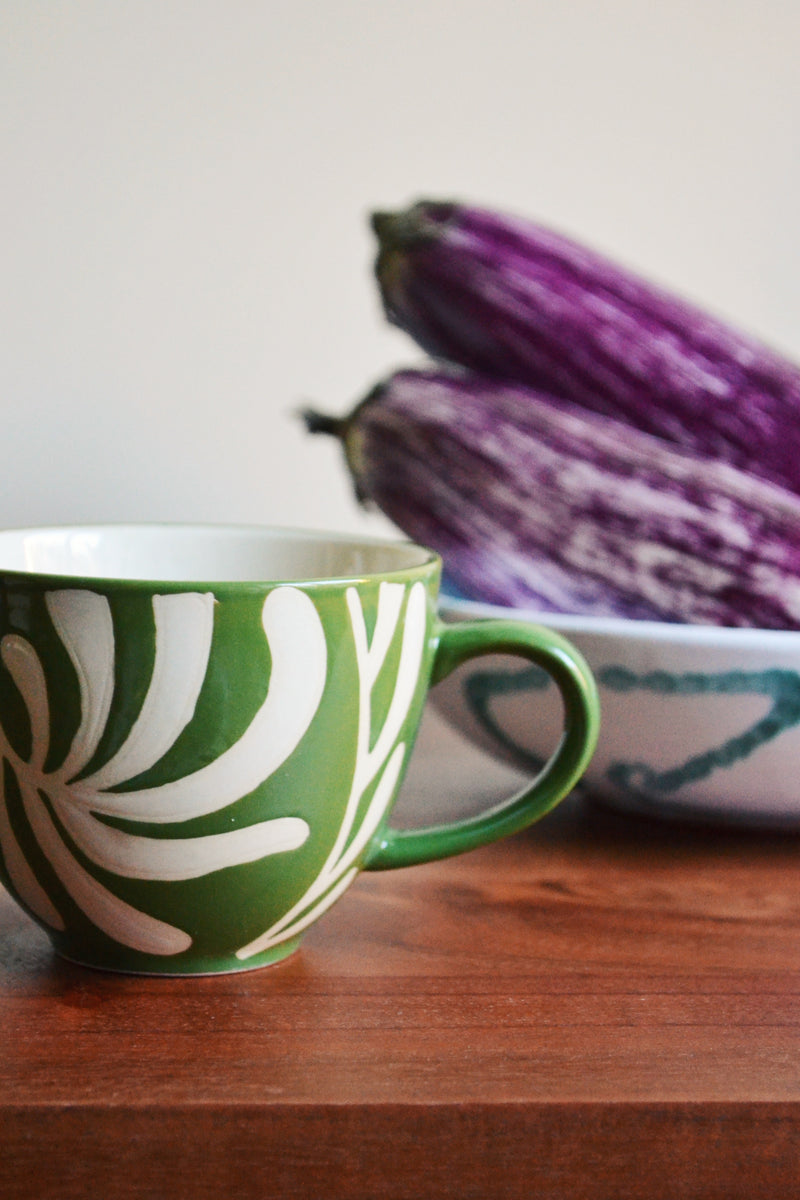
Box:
2, 710, 799, 1198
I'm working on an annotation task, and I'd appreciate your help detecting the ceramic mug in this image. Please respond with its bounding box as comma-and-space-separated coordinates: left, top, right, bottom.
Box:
0, 524, 599, 975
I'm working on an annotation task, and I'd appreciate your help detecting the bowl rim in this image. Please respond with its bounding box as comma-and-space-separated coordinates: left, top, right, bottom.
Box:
438, 590, 800, 649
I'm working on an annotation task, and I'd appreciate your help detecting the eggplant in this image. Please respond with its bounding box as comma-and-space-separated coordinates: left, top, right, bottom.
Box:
304, 368, 800, 629
372, 200, 800, 495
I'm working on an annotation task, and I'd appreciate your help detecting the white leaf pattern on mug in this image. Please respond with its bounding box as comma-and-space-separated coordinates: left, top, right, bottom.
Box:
235, 579, 426, 960
0, 586, 326, 955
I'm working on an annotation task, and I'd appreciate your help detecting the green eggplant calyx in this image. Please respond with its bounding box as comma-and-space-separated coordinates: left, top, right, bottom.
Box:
370, 200, 456, 249
300, 405, 373, 507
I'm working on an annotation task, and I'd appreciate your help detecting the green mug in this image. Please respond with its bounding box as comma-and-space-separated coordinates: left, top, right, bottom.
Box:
0, 524, 599, 975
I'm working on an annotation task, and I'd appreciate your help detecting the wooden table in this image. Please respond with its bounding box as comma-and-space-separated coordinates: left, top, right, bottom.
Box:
2, 710, 799, 1199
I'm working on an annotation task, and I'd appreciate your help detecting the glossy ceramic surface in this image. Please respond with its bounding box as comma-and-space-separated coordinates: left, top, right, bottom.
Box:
435, 592, 800, 829
0, 525, 599, 973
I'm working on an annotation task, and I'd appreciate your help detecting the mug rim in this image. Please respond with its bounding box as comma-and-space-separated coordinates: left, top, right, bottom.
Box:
0, 522, 441, 590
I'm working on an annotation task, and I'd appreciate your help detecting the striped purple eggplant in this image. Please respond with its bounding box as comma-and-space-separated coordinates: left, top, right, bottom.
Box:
371, 200, 800, 495
304, 368, 800, 628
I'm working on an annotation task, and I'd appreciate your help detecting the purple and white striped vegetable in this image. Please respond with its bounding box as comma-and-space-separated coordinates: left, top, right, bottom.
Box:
372, 200, 800, 495
304, 368, 800, 629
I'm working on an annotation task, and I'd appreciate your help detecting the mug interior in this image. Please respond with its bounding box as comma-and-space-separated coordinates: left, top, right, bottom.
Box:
0, 525, 436, 584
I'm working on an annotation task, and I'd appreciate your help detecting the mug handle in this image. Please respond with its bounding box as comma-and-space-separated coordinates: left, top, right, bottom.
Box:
363, 618, 600, 870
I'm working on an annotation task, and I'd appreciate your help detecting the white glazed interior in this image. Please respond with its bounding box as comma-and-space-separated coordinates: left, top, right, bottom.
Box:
0, 525, 435, 584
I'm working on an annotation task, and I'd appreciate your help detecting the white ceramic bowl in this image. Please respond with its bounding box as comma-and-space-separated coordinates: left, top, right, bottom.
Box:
434, 592, 800, 829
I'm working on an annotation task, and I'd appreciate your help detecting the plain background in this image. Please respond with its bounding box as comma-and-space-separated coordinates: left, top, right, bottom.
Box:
2, 1, 799, 541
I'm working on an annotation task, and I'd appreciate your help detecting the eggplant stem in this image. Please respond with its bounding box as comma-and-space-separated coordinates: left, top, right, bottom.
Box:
300, 408, 347, 439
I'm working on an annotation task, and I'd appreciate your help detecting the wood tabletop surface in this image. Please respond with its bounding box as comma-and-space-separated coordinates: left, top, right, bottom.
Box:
2, 709, 799, 1199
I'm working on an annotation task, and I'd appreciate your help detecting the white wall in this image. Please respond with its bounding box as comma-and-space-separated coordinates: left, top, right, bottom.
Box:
2, 1, 799, 537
